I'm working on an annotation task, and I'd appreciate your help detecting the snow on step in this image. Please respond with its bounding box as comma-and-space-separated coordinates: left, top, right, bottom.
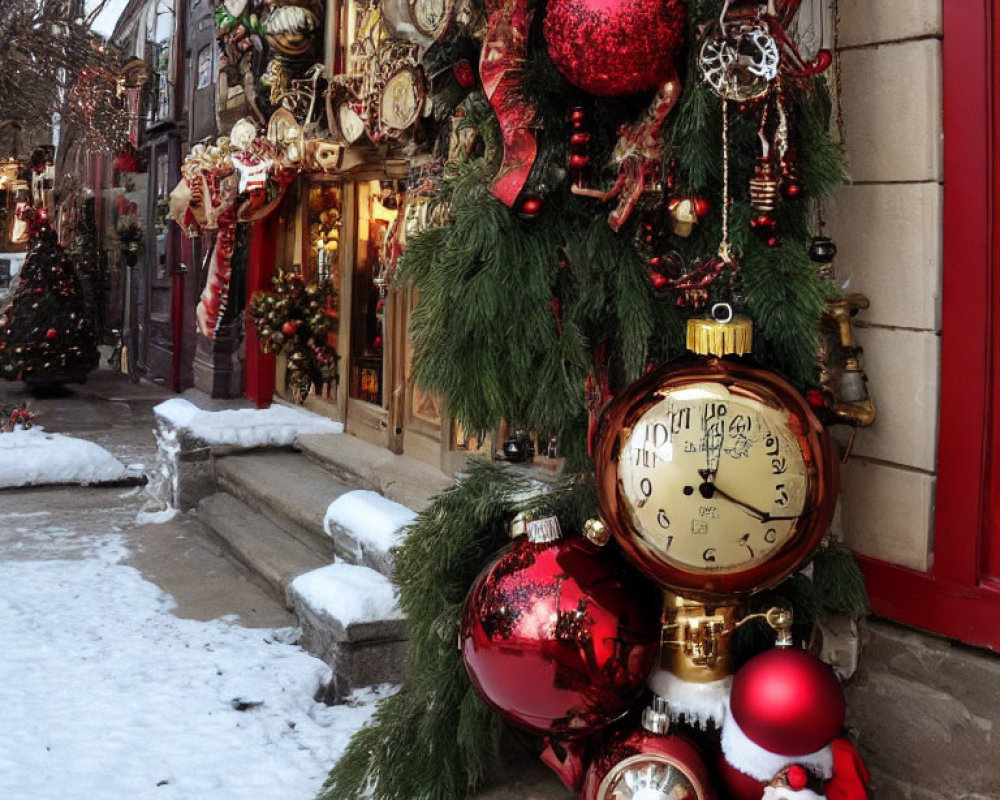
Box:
323, 490, 416, 575
154, 398, 343, 449
0, 428, 128, 488
288, 563, 409, 702
289, 563, 403, 630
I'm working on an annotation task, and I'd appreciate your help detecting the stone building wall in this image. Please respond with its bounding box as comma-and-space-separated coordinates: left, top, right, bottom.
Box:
826, 2, 1000, 797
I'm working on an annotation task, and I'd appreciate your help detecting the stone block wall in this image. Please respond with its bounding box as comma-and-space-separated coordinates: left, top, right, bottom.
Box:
827, 3, 1000, 796
826, 2, 942, 572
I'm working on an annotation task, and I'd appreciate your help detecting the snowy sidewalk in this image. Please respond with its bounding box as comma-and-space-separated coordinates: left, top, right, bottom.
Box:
0, 485, 387, 800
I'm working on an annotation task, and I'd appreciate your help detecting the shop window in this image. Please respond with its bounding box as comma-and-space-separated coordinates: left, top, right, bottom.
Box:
153, 151, 171, 280
148, 1, 175, 124
306, 183, 343, 286
196, 44, 216, 90
349, 180, 399, 406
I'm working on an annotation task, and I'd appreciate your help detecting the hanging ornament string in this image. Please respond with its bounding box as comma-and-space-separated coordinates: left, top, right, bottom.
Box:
719, 97, 734, 266
660, 96, 738, 306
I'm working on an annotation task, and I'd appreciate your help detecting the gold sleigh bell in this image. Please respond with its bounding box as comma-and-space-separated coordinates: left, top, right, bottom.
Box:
686, 302, 754, 358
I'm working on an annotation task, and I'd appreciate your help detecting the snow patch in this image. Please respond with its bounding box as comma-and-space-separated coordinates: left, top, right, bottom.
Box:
290, 563, 403, 627
0, 428, 128, 488
0, 513, 387, 800
136, 507, 179, 525
323, 490, 416, 555
154, 398, 343, 448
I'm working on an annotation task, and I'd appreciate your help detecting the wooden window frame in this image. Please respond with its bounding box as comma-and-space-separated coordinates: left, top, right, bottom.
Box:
856, 0, 1000, 650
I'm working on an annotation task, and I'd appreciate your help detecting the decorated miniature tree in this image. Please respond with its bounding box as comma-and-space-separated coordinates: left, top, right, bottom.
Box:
0, 214, 99, 385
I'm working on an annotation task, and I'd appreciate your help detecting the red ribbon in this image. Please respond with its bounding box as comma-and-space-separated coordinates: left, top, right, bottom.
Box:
480, 0, 538, 207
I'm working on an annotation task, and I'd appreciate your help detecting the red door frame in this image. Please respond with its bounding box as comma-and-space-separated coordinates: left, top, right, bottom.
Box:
856, 0, 1000, 650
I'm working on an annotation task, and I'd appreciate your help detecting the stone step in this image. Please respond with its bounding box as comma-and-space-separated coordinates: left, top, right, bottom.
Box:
197, 492, 328, 605
287, 563, 408, 703
296, 432, 452, 513
214, 450, 352, 560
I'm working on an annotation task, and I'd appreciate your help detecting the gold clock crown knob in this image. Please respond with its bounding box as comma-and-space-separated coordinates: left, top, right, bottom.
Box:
686, 302, 753, 358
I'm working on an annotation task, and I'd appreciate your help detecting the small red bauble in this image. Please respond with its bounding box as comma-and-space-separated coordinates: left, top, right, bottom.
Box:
517, 195, 544, 218
460, 518, 659, 738
453, 59, 476, 89
582, 699, 716, 800
281, 321, 299, 336
543, 0, 686, 97
730, 647, 845, 756
45, 328, 58, 340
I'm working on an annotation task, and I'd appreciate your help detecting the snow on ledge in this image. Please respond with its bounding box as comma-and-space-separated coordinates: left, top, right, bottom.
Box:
0, 428, 128, 488
289, 563, 403, 627
324, 490, 416, 555
154, 398, 343, 449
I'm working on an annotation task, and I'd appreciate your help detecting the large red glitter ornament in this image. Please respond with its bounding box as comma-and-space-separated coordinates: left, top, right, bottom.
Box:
460, 517, 659, 738
544, 0, 686, 97
730, 647, 845, 756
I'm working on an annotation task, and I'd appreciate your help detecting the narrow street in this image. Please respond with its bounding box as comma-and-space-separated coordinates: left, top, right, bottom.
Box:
0, 369, 384, 800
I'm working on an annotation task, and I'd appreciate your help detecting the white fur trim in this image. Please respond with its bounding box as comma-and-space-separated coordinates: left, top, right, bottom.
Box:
647, 669, 732, 729
763, 787, 826, 800
720, 697, 834, 782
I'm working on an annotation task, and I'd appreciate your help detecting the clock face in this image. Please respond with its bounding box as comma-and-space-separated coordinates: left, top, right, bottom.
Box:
409, 0, 451, 37
617, 381, 810, 574
595, 358, 837, 599
597, 754, 701, 800
380, 69, 423, 132
337, 103, 365, 145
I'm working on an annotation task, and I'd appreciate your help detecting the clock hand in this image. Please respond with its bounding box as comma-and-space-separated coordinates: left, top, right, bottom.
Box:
700, 483, 809, 523
700, 420, 724, 483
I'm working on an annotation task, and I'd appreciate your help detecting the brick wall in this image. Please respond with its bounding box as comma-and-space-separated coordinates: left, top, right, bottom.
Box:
826, 2, 943, 571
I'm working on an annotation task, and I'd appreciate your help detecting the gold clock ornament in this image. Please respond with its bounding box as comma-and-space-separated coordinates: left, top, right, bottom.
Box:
594, 305, 838, 599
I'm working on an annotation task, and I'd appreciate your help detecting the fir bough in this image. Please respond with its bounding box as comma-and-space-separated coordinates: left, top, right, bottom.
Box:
321, 462, 601, 800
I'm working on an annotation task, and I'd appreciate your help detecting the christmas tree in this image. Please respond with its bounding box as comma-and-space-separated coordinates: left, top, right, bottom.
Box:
0, 213, 99, 385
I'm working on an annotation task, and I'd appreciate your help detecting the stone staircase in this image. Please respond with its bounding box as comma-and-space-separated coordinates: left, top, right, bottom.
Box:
190, 435, 451, 702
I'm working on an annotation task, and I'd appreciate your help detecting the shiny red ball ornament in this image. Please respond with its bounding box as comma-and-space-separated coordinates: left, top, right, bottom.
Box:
581, 698, 716, 800
544, 0, 686, 97
730, 647, 846, 756
460, 517, 659, 738
45, 328, 58, 340
281, 321, 299, 336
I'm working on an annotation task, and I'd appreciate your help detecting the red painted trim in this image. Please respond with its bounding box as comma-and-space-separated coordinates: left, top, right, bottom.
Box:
985, 0, 1000, 582
244, 215, 278, 408
861, 0, 1000, 650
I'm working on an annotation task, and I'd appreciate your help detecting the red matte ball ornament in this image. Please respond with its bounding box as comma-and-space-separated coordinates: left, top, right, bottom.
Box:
730, 647, 845, 756
460, 516, 659, 739
544, 0, 686, 97
46, 328, 58, 340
